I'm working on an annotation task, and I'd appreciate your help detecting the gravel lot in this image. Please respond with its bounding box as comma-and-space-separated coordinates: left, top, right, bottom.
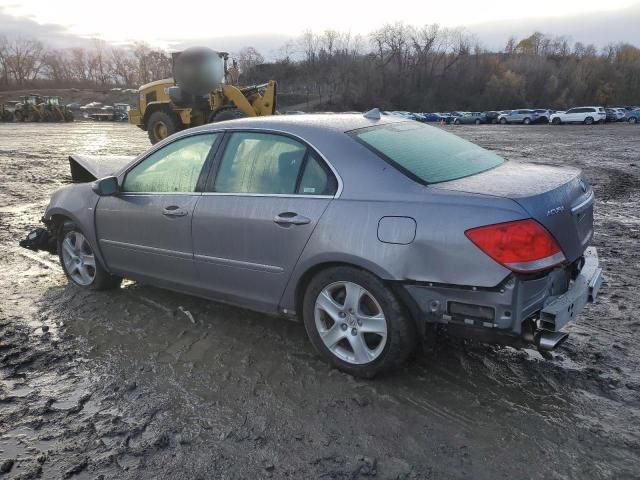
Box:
0, 122, 639, 479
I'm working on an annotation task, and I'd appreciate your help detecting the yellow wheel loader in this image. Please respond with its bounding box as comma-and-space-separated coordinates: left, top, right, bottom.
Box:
13, 95, 73, 122
129, 47, 277, 144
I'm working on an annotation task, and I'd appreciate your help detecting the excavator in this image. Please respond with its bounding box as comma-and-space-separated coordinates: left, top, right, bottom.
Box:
128, 47, 277, 144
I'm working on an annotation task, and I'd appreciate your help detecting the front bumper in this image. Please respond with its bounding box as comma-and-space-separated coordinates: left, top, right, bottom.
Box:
403, 247, 601, 345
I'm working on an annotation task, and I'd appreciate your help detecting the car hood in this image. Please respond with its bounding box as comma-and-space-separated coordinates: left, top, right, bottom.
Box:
69, 154, 135, 182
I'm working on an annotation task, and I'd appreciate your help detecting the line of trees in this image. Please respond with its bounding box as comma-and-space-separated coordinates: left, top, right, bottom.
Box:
245, 25, 640, 111
0, 37, 173, 88
2, 25, 640, 111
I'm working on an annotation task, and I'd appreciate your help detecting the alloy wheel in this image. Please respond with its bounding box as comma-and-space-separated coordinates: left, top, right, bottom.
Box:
314, 281, 388, 365
61, 231, 96, 286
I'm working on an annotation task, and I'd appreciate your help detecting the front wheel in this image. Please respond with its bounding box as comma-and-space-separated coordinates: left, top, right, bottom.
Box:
523, 117, 531, 125
302, 266, 417, 378
552, 117, 561, 125
453, 118, 460, 125
629, 117, 638, 124
499, 118, 507, 124
475, 119, 481, 125
58, 222, 121, 290
146, 110, 180, 144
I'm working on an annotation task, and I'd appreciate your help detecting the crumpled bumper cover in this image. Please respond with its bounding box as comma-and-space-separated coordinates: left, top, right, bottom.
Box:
539, 247, 602, 331
403, 247, 601, 342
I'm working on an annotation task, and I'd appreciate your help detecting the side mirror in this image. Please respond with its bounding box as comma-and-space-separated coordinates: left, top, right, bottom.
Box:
92, 176, 119, 196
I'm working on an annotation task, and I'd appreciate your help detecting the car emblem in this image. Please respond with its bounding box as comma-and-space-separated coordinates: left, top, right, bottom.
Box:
546, 206, 565, 216
579, 179, 587, 193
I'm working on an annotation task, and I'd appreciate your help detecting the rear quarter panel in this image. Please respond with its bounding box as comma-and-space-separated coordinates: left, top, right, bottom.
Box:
280, 189, 529, 311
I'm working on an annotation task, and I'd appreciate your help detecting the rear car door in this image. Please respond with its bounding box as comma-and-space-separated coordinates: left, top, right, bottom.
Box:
192, 131, 338, 312
96, 133, 219, 289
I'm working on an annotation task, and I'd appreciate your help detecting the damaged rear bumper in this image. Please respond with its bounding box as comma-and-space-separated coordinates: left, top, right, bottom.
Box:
403, 247, 602, 349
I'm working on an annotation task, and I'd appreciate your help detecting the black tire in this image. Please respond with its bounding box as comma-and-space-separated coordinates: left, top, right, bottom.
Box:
453, 118, 460, 125
58, 221, 122, 291
14, 111, 23, 122
552, 117, 561, 125
629, 117, 638, 124
475, 119, 481, 125
523, 117, 531, 125
302, 266, 417, 378
584, 116, 594, 125
147, 110, 180, 145
210, 108, 247, 123
499, 117, 507, 124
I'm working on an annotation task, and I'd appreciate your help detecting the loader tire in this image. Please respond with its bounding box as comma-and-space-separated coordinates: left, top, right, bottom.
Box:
210, 108, 246, 123
147, 110, 180, 145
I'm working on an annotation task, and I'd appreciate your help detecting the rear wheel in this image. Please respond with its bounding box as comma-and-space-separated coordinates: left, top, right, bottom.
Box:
629, 117, 638, 124
147, 110, 180, 144
303, 266, 417, 378
58, 222, 121, 290
499, 117, 507, 124
584, 116, 594, 125
475, 119, 481, 125
210, 108, 246, 123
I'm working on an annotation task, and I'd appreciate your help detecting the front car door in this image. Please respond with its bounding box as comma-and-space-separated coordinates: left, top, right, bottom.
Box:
192, 130, 339, 312
96, 133, 220, 290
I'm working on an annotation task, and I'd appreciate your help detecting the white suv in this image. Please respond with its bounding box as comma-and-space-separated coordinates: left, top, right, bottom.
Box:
550, 107, 606, 125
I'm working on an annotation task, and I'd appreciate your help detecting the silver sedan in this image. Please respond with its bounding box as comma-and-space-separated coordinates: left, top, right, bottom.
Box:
25, 111, 602, 377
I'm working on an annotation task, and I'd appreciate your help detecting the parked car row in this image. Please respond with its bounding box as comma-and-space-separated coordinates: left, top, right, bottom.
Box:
387, 105, 640, 125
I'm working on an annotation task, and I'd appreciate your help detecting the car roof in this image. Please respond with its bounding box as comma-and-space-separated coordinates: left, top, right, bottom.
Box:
181, 113, 425, 200
189, 113, 407, 137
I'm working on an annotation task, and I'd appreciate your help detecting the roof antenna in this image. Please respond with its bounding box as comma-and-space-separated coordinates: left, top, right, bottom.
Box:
363, 108, 382, 120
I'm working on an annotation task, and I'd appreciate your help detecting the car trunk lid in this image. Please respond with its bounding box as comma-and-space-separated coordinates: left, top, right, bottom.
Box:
432, 162, 594, 262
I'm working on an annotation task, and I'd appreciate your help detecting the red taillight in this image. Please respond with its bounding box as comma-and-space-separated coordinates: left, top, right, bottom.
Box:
465, 219, 565, 273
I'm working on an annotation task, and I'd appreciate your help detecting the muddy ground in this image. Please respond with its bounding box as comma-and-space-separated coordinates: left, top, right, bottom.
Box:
0, 122, 639, 480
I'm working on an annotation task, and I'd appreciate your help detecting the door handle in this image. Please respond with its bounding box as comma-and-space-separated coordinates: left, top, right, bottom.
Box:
163, 206, 188, 217
274, 212, 311, 226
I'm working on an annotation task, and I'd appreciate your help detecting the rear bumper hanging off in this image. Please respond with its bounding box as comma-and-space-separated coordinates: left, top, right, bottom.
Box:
403, 247, 601, 349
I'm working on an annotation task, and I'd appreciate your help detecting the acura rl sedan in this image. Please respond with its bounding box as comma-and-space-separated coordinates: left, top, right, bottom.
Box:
22, 110, 602, 377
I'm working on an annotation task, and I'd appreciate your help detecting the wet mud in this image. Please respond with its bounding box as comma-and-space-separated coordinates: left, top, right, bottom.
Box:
0, 122, 639, 479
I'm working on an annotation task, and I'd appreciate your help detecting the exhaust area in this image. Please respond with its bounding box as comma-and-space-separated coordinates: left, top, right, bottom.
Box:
536, 331, 569, 351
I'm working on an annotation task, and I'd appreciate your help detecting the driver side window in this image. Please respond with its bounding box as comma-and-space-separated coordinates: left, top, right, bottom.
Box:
124, 134, 218, 193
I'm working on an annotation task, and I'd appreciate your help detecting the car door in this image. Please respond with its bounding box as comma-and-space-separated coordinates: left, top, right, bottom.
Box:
96, 133, 220, 289
192, 131, 339, 312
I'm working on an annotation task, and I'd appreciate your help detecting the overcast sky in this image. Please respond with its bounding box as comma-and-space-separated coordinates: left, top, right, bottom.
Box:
1, 0, 639, 56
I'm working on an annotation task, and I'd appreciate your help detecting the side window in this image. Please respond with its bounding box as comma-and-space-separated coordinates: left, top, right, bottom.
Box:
214, 132, 306, 194
565, 108, 576, 114
124, 134, 217, 193
297, 152, 338, 196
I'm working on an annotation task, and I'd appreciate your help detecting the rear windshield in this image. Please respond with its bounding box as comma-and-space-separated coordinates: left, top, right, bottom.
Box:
350, 122, 505, 184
